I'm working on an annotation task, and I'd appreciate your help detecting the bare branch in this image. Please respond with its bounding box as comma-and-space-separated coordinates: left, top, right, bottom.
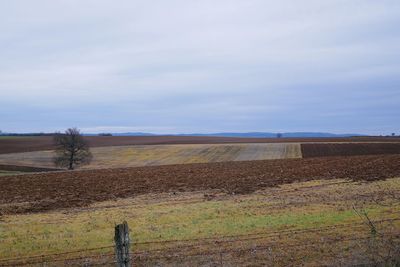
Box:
352, 204, 377, 236
53, 128, 92, 170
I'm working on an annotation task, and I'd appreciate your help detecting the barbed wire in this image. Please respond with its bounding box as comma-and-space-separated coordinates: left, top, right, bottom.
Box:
0, 245, 114, 263
0, 253, 116, 267
131, 223, 374, 255
1, 217, 399, 266
134, 234, 400, 261
132, 217, 400, 246
4, 234, 398, 267
3, 217, 400, 262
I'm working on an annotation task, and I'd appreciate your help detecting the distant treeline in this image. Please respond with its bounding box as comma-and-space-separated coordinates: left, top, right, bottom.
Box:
0, 133, 55, 136
0, 132, 113, 137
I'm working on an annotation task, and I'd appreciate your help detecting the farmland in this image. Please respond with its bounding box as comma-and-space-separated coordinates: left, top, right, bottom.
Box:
0, 143, 301, 169
1, 135, 400, 154
0, 154, 399, 215
0, 137, 400, 266
1, 136, 400, 171
0, 156, 399, 265
302, 143, 400, 158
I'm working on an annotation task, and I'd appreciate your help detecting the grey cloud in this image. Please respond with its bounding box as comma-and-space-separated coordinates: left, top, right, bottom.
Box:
0, 0, 399, 134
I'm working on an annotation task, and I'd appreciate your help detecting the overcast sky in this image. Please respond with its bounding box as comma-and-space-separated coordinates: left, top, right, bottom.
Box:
0, 0, 399, 134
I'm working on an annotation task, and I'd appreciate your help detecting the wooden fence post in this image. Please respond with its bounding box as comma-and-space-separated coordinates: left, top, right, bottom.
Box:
114, 221, 131, 267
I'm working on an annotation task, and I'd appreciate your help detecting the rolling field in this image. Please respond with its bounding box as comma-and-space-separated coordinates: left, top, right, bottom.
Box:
1, 135, 400, 154
0, 143, 302, 169
1, 141, 400, 171
1, 137, 400, 265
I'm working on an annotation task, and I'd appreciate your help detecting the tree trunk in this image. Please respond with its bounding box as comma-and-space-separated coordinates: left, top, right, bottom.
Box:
69, 150, 74, 170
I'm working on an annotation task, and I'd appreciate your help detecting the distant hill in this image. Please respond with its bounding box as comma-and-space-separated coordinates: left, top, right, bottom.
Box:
86, 132, 157, 137
102, 132, 365, 138
0, 131, 366, 138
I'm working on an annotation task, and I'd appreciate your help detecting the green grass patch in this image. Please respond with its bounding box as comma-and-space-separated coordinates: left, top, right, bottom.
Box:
0, 170, 26, 176
0, 136, 31, 139
0, 197, 394, 258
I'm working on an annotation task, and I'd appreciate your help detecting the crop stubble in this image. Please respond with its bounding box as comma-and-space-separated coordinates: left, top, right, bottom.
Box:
0, 143, 301, 169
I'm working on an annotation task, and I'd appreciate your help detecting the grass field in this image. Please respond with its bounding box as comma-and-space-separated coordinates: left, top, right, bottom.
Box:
0, 170, 24, 177
0, 136, 25, 139
0, 143, 302, 169
1, 177, 399, 266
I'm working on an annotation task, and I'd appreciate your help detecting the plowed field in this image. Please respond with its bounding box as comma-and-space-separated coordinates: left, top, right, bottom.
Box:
302, 143, 400, 158
1, 154, 399, 215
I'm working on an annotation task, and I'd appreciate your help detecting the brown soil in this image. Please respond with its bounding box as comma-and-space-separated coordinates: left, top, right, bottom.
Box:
302, 143, 400, 158
1, 154, 399, 215
1, 135, 400, 154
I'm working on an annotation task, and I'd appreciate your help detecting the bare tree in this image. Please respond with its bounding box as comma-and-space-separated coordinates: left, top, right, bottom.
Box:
53, 128, 92, 170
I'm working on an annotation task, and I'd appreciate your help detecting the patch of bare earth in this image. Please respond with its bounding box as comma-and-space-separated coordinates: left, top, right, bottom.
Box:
302, 142, 400, 157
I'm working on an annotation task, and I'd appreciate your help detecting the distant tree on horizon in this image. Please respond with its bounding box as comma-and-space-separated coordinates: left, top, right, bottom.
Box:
53, 128, 92, 170
98, 133, 112, 136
